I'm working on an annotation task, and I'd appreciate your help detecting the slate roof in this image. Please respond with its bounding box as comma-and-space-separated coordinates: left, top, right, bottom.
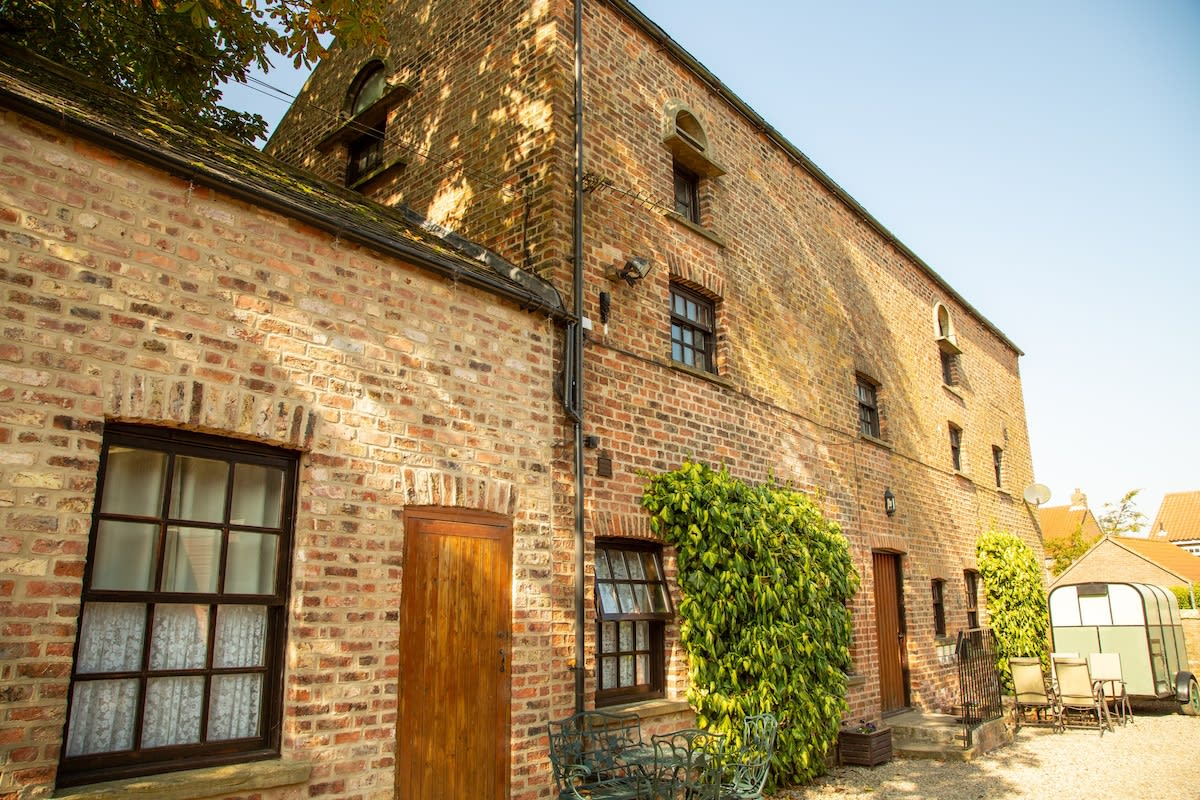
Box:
0, 43, 565, 318
1149, 491, 1200, 544
1038, 504, 1103, 543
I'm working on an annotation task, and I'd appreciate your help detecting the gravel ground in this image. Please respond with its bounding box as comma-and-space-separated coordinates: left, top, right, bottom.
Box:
775, 708, 1200, 800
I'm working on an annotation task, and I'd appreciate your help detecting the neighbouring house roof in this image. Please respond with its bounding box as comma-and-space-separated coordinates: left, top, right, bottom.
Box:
1148, 491, 1200, 544
0, 43, 565, 319
1038, 504, 1103, 544
1107, 537, 1200, 583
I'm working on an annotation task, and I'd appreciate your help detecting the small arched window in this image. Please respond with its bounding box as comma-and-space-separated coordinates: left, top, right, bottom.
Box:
347, 62, 387, 116
344, 63, 389, 185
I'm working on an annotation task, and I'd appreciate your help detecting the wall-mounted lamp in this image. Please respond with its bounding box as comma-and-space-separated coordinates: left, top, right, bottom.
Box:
884, 487, 896, 517
612, 256, 653, 286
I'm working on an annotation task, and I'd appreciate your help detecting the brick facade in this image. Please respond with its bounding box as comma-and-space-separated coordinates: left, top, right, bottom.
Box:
269, 0, 1044, 795
0, 59, 561, 799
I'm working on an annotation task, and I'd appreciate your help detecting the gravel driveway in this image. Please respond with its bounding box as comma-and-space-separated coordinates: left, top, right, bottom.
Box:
776, 708, 1199, 799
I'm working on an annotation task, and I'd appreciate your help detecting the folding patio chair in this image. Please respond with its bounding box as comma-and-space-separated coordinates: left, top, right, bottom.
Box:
1088, 652, 1132, 726
1052, 656, 1111, 734
1010, 657, 1061, 732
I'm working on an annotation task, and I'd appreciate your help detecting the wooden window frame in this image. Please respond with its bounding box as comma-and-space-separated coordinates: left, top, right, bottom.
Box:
931, 579, 946, 637
673, 161, 700, 223
58, 425, 298, 788
670, 283, 716, 374
594, 540, 673, 706
857, 377, 881, 439
964, 570, 980, 630
949, 424, 963, 472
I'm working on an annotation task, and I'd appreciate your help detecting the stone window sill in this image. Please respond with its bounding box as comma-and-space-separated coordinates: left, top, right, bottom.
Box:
54, 760, 311, 800
859, 433, 893, 451
664, 212, 727, 248
607, 697, 693, 719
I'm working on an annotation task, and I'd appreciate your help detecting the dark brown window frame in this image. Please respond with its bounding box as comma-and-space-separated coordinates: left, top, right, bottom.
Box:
964, 570, 980, 630
857, 377, 881, 438
672, 161, 700, 223
670, 283, 716, 374
931, 579, 946, 637
594, 540, 673, 706
949, 423, 963, 472
992, 446, 1004, 488
58, 425, 298, 788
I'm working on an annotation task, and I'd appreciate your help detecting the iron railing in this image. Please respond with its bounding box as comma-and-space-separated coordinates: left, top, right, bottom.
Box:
956, 627, 1003, 747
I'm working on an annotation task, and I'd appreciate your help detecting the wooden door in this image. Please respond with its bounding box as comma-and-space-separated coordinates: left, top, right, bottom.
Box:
397, 508, 512, 799
873, 552, 909, 713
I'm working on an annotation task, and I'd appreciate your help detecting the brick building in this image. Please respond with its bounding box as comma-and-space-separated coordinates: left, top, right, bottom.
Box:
0, 45, 565, 800
265, 0, 1043, 795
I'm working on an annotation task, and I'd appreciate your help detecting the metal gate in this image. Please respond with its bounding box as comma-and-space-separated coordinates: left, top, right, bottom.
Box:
956, 628, 1003, 747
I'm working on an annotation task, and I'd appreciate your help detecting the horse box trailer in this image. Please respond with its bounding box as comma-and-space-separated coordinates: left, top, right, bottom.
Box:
1049, 581, 1198, 714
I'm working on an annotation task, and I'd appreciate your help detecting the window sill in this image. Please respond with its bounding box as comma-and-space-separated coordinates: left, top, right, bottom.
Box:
846, 673, 868, 689
606, 697, 692, 719
53, 760, 311, 800
664, 212, 727, 248
666, 359, 732, 388
953, 469, 972, 483
349, 156, 407, 192
859, 433, 893, 451
942, 383, 964, 401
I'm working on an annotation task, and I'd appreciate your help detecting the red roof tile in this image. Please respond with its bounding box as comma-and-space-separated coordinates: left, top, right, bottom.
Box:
1111, 536, 1200, 583
1038, 504, 1103, 543
1149, 491, 1200, 543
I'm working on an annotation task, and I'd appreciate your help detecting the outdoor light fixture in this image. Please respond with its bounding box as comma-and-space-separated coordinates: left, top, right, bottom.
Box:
884, 488, 896, 517
613, 256, 653, 286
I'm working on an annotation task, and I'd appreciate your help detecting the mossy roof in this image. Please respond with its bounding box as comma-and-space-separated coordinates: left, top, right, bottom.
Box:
0, 43, 565, 318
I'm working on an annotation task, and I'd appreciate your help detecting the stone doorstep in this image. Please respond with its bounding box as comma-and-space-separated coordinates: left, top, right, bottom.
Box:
887, 710, 1012, 762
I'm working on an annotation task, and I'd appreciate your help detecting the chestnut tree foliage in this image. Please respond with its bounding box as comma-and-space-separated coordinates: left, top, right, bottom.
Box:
0, 0, 386, 142
643, 462, 859, 787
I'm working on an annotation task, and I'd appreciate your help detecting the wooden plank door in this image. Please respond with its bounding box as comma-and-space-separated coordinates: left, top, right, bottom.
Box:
397, 508, 512, 799
873, 552, 909, 713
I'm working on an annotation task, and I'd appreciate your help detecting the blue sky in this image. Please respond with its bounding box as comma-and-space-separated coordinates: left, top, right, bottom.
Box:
221, 0, 1199, 528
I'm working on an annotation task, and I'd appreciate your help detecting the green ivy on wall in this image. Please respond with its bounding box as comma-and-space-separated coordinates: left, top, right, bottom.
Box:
642, 461, 859, 786
976, 528, 1050, 689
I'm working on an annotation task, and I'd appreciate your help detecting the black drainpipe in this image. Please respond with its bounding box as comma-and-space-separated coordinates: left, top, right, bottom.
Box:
571, 0, 587, 714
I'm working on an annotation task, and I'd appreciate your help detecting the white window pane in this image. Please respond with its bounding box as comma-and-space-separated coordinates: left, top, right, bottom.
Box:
149, 605, 209, 670
65, 679, 138, 756
616, 583, 635, 613
100, 447, 166, 516
598, 584, 619, 615
636, 621, 648, 651
225, 532, 278, 595
161, 526, 220, 593
595, 550, 611, 579
214, 605, 267, 668
231, 464, 284, 528
170, 456, 228, 523
619, 655, 634, 687
92, 521, 157, 591
611, 553, 629, 580
208, 674, 262, 740
601, 621, 616, 654
632, 584, 651, 612
77, 603, 145, 673
142, 676, 204, 748
602, 657, 617, 690
619, 621, 633, 651
637, 654, 649, 684
627, 555, 645, 580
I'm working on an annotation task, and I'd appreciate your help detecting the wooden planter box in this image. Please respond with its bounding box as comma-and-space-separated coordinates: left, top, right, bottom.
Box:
838, 727, 892, 766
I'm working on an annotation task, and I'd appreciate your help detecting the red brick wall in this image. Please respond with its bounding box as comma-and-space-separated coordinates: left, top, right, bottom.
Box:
0, 108, 558, 799
271, 0, 1042, 791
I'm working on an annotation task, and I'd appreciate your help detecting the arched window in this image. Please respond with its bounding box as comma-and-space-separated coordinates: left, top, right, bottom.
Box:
344, 63, 388, 184
347, 62, 387, 116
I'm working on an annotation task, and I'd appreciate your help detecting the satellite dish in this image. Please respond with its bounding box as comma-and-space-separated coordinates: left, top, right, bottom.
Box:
1023, 483, 1052, 506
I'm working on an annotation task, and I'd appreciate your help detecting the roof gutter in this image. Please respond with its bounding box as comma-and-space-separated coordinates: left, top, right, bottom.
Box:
0, 88, 570, 323
608, 0, 1022, 355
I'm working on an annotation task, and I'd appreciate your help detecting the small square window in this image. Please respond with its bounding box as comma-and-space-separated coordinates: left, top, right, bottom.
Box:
992, 446, 1004, 488
346, 121, 385, 185
949, 424, 963, 472
857, 378, 880, 439
595, 542, 673, 705
673, 162, 700, 223
670, 284, 716, 374
932, 579, 946, 637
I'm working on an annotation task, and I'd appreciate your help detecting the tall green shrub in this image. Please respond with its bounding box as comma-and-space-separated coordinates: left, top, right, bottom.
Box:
642, 462, 859, 786
976, 529, 1049, 689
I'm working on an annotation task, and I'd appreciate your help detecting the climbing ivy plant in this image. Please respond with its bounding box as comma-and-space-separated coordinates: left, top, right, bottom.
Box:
642, 461, 859, 786
976, 528, 1050, 690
